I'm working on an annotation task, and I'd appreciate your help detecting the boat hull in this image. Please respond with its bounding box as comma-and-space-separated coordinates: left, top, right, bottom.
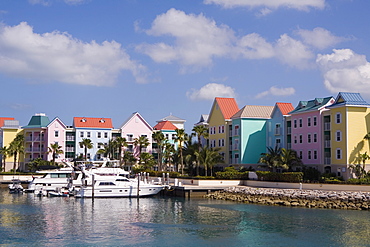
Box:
75, 185, 163, 198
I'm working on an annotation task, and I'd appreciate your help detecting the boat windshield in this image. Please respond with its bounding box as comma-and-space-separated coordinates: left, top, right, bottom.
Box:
50, 173, 71, 178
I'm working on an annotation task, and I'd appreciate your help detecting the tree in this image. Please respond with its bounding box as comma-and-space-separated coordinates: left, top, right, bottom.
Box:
48, 143, 64, 166
163, 142, 175, 171
0, 146, 9, 172
174, 128, 187, 175
8, 133, 25, 172
195, 146, 224, 176
140, 152, 156, 170
258, 146, 282, 172
192, 125, 209, 176
280, 148, 302, 171
114, 137, 127, 165
152, 131, 166, 171
122, 150, 137, 167
134, 135, 149, 164
79, 138, 93, 161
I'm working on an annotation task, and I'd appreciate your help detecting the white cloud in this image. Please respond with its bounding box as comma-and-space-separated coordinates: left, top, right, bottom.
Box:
0, 22, 146, 86
29, 0, 87, 5
316, 49, 370, 95
275, 34, 315, 69
204, 0, 326, 12
297, 27, 345, 50
256, 86, 295, 99
136, 8, 235, 70
236, 33, 275, 59
186, 83, 236, 101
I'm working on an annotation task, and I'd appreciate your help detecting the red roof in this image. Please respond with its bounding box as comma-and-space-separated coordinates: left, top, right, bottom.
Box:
153, 121, 177, 130
215, 97, 239, 119
0, 117, 15, 127
73, 117, 113, 129
276, 102, 294, 115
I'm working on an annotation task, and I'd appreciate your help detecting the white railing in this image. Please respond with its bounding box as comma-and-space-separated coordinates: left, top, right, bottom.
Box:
287, 127, 291, 135
324, 157, 331, 164
324, 140, 331, 148
324, 122, 331, 131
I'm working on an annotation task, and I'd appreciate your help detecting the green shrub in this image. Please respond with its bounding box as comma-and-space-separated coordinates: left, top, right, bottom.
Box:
215, 170, 249, 179
256, 171, 303, 183
143, 170, 180, 178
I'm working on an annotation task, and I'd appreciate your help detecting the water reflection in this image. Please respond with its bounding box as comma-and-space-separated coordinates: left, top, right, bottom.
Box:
1, 188, 370, 246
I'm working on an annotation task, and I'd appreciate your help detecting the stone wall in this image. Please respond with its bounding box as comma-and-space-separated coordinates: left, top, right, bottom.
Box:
206, 187, 370, 210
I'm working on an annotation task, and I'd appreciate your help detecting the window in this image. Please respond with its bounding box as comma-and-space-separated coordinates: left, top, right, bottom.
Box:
97, 132, 101, 138
313, 116, 317, 126
275, 124, 281, 135
87, 132, 91, 138
313, 133, 317, 143
234, 139, 239, 150
307, 117, 311, 127
336, 113, 341, 124
299, 151, 303, 159
308, 134, 311, 143
87, 153, 91, 159
80, 132, 84, 138
299, 118, 302, 128
294, 135, 297, 144
104, 132, 108, 138
336, 131, 341, 142
336, 148, 342, 159
172, 134, 176, 140
221, 125, 225, 133
234, 153, 239, 164
314, 150, 317, 159
275, 139, 281, 148
234, 125, 240, 136
294, 119, 297, 128
299, 135, 303, 143
308, 150, 312, 160
54, 130, 59, 138
127, 134, 133, 141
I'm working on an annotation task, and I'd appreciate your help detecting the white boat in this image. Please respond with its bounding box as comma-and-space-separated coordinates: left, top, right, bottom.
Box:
8, 179, 24, 193
75, 175, 164, 198
26, 168, 83, 193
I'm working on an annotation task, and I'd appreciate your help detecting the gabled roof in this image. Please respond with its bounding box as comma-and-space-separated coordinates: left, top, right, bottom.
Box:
0, 117, 15, 127
23, 113, 50, 128
275, 102, 294, 116
195, 114, 209, 125
120, 112, 153, 131
215, 97, 239, 120
153, 121, 177, 130
47, 117, 67, 129
232, 105, 274, 119
157, 114, 186, 123
73, 117, 113, 129
329, 92, 370, 107
289, 97, 334, 114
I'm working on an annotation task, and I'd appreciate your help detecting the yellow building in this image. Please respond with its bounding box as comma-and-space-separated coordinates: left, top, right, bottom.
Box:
328, 92, 370, 179
207, 97, 239, 165
0, 118, 23, 172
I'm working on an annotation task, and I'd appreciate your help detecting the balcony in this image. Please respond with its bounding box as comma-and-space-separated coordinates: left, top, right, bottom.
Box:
66, 136, 75, 141
324, 122, 331, 131
287, 143, 292, 150
25, 137, 45, 142
324, 140, 331, 148
287, 127, 291, 135
324, 157, 331, 164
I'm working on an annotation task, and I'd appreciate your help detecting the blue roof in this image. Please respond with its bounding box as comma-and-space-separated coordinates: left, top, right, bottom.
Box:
330, 92, 369, 106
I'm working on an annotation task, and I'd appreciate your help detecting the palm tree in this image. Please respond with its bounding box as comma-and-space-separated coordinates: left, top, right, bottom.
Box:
114, 137, 127, 165
122, 150, 137, 168
163, 142, 175, 171
280, 148, 302, 171
140, 152, 156, 170
258, 146, 282, 172
9, 133, 25, 172
133, 135, 149, 164
192, 125, 209, 176
79, 138, 93, 161
0, 146, 9, 172
152, 131, 166, 171
48, 143, 64, 166
174, 129, 187, 175
195, 146, 223, 176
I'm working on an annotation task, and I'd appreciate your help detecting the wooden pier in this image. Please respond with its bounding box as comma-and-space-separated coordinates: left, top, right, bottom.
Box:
160, 185, 230, 198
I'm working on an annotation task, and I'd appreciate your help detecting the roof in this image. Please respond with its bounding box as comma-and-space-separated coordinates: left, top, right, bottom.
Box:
73, 117, 113, 129
120, 112, 153, 131
23, 113, 50, 128
329, 92, 370, 107
195, 114, 209, 125
289, 97, 334, 114
153, 121, 178, 130
47, 117, 67, 129
232, 105, 274, 119
0, 117, 15, 127
157, 114, 186, 123
275, 102, 294, 116
215, 97, 239, 120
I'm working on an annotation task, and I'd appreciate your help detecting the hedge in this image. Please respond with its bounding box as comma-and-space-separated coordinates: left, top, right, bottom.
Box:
256, 171, 303, 183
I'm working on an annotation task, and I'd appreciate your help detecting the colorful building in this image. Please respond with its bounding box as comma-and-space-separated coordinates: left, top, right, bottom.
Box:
207, 97, 239, 164
46, 117, 67, 163
0, 118, 22, 171
231, 105, 274, 165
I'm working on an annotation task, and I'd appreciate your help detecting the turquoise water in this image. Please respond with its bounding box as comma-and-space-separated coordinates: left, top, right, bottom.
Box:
1, 188, 370, 247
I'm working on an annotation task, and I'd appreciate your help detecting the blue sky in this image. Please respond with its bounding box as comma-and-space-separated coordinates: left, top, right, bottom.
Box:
0, 0, 370, 132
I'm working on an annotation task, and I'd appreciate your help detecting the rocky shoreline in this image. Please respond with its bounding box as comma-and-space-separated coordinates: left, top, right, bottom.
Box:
205, 187, 370, 210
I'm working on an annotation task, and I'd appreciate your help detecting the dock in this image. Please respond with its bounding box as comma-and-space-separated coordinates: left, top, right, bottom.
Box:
160, 185, 230, 198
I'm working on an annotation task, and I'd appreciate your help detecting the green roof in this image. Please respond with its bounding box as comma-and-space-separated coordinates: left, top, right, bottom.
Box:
23, 114, 50, 128
290, 97, 333, 114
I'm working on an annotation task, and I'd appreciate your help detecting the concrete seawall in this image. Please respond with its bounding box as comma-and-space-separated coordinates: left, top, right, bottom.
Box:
206, 187, 370, 210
